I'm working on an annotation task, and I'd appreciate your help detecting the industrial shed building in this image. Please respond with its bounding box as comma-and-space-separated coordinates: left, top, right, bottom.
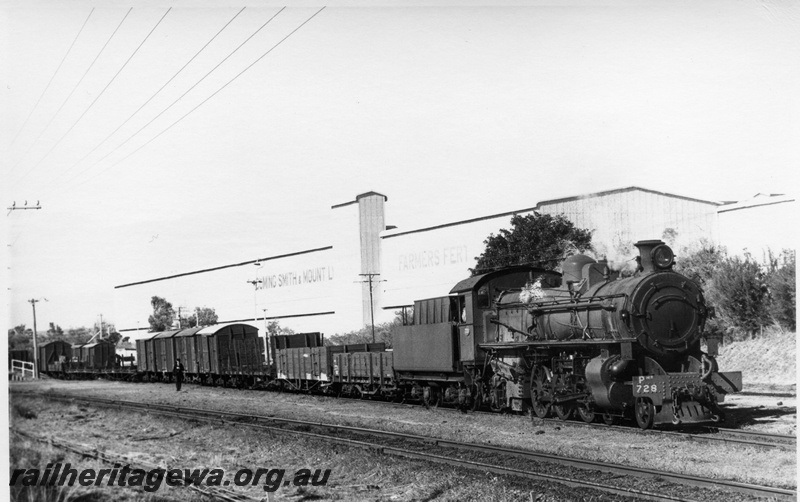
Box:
115, 187, 794, 337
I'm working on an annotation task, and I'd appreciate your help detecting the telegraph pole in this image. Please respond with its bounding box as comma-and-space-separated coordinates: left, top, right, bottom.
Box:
247, 279, 262, 321
28, 299, 40, 378
262, 308, 270, 367
358, 273, 385, 343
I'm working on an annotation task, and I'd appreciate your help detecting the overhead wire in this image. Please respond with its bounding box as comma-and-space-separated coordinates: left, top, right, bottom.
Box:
17, 8, 171, 185
10, 8, 132, 176
8, 8, 95, 151
57, 7, 247, 183
60, 7, 288, 189
85, 7, 327, 183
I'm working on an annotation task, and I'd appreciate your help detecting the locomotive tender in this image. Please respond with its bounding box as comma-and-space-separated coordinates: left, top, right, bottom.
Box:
38, 240, 741, 430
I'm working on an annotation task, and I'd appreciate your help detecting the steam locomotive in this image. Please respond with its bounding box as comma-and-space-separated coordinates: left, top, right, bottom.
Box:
397, 239, 742, 428
37, 240, 742, 430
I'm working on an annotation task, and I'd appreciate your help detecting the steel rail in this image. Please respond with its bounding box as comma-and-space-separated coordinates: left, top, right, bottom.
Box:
33, 394, 690, 502
27, 391, 797, 501
526, 414, 797, 450
334, 392, 797, 450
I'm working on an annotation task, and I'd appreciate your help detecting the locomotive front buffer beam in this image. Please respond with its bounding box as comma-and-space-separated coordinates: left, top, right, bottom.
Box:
631, 371, 742, 427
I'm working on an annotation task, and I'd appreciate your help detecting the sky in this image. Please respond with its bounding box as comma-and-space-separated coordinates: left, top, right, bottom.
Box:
2, 0, 799, 331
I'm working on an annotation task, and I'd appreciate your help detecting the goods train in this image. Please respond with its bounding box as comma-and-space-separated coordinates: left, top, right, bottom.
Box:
35, 239, 742, 429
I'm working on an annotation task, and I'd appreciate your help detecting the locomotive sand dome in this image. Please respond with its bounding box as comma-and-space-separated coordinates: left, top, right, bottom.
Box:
491, 239, 742, 429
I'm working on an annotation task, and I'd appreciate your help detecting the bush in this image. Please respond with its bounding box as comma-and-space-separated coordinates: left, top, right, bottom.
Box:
766, 250, 796, 331
326, 322, 394, 348
677, 243, 795, 341
675, 240, 725, 286
325, 310, 410, 348
706, 254, 771, 340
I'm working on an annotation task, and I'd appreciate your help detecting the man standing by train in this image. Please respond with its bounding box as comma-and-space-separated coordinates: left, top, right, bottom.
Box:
174, 358, 185, 391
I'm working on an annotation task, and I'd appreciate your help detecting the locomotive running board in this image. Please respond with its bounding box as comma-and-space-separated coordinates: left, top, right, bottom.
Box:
480, 339, 638, 351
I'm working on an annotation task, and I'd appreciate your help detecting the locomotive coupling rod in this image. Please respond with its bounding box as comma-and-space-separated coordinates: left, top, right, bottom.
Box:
552, 393, 586, 404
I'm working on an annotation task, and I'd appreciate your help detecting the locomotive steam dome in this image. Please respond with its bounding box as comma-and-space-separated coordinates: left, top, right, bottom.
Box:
627, 241, 706, 355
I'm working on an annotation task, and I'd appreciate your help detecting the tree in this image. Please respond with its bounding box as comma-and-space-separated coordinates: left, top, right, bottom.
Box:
326, 311, 410, 348
148, 296, 175, 332
266, 321, 295, 338
706, 253, 772, 340
183, 307, 219, 328
472, 213, 593, 274
674, 240, 726, 287
104, 331, 122, 345
8, 325, 32, 351
766, 249, 796, 331
65, 327, 93, 345
47, 322, 64, 338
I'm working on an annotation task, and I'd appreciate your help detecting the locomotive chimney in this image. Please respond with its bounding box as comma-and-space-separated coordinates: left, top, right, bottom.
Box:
634, 240, 672, 273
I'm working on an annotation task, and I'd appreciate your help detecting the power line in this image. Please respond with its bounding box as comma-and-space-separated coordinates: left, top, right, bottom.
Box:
77, 7, 325, 185
58, 7, 247, 183
19, 8, 171, 184
10, 8, 133, 178
64, 7, 287, 187
9, 8, 95, 150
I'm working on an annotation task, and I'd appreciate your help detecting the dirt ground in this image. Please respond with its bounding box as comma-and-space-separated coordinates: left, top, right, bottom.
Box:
718, 391, 796, 435
9, 390, 644, 502
8, 378, 796, 498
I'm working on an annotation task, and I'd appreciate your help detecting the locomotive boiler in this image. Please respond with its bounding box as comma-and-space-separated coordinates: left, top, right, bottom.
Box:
487, 239, 742, 428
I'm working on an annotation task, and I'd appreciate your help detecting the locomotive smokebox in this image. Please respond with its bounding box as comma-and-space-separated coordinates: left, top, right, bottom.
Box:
635, 240, 675, 273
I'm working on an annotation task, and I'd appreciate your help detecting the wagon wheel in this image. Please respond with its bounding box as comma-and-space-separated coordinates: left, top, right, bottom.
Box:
576, 402, 596, 423
553, 401, 574, 421
634, 397, 656, 430
423, 387, 441, 408
530, 366, 551, 418
601, 412, 618, 426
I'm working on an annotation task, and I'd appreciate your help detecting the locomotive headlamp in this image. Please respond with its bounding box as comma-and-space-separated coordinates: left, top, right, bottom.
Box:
651, 244, 674, 269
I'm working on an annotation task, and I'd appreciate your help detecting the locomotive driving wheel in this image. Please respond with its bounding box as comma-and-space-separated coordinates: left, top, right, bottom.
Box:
601, 412, 618, 425
635, 397, 656, 430
553, 399, 574, 420
530, 366, 552, 418
576, 402, 596, 423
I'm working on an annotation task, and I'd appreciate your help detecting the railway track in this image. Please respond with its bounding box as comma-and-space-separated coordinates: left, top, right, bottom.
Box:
269, 386, 798, 450
29, 371, 797, 449
18, 391, 797, 502
530, 415, 797, 450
